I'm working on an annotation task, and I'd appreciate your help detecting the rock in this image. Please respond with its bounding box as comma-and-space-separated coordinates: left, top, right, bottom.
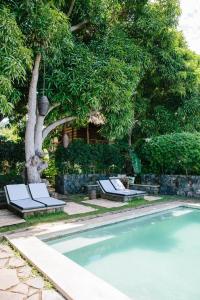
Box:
0, 269, 19, 290
10, 283, 29, 295
42, 290, 65, 300
0, 291, 25, 300
9, 257, 26, 268
25, 277, 44, 289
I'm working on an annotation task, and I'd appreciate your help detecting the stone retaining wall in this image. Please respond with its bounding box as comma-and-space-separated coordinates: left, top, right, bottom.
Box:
142, 174, 200, 197
55, 174, 116, 194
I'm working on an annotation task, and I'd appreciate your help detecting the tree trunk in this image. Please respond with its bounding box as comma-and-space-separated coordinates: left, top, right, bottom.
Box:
35, 114, 45, 153
25, 53, 42, 183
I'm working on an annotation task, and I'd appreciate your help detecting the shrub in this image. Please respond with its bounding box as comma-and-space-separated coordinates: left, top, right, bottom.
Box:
55, 140, 129, 174
0, 137, 24, 173
138, 133, 200, 175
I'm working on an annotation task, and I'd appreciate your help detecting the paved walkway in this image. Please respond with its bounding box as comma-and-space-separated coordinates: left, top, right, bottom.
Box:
0, 243, 65, 300
82, 199, 127, 208
64, 202, 97, 215
0, 210, 25, 229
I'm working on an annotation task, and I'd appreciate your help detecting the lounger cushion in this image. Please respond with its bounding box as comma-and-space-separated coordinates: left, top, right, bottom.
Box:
11, 199, 45, 210
6, 184, 30, 201
110, 179, 125, 190
34, 197, 65, 207
28, 183, 50, 198
99, 180, 117, 193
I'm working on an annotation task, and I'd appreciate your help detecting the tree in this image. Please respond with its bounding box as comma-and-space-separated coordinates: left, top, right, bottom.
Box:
1, 0, 143, 182
1, 0, 200, 182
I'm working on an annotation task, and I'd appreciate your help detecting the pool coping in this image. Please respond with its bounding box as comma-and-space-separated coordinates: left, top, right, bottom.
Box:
6, 201, 200, 300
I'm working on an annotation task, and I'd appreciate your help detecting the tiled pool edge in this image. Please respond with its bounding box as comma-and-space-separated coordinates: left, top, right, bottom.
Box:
6, 201, 200, 300
7, 236, 131, 300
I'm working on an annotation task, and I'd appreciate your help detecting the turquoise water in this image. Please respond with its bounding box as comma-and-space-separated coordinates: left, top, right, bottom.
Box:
47, 208, 200, 300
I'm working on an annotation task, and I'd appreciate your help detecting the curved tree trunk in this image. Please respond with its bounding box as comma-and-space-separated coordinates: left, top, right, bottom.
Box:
25, 53, 42, 183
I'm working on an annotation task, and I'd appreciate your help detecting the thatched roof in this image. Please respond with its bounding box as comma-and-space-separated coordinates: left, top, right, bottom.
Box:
89, 111, 105, 125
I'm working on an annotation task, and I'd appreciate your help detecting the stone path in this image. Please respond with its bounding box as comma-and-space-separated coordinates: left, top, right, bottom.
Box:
0, 243, 65, 300
0, 210, 25, 229
64, 202, 97, 215
82, 199, 127, 208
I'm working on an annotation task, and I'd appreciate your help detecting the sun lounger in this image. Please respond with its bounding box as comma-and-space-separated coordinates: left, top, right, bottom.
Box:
110, 178, 146, 196
5, 183, 65, 217
28, 183, 65, 207
98, 180, 146, 202
4, 184, 45, 215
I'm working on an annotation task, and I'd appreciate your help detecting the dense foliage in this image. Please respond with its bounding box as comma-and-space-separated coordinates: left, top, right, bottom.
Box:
1, 0, 200, 139
54, 140, 129, 174
138, 133, 200, 175
1, 0, 200, 180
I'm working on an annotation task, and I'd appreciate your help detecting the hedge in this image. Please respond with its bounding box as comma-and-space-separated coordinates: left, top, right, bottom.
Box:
55, 140, 129, 174
138, 133, 200, 175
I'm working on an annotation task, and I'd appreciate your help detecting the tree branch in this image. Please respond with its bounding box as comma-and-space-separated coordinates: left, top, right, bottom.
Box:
67, 0, 76, 17
42, 116, 76, 141
46, 103, 60, 117
71, 20, 88, 32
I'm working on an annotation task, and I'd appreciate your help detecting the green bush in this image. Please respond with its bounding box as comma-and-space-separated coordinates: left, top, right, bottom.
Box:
138, 133, 200, 175
55, 140, 129, 174
0, 137, 24, 172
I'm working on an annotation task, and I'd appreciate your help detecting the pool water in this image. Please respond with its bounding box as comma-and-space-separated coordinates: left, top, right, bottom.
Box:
47, 208, 200, 300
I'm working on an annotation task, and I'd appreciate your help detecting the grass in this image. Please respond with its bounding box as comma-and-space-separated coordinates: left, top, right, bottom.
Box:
0, 194, 188, 234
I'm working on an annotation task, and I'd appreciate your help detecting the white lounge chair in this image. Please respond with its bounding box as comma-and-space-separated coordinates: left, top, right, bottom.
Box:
5, 184, 45, 215
110, 178, 146, 195
98, 180, 146, 202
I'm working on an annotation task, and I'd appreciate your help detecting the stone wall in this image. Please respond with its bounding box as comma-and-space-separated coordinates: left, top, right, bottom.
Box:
55, 174, 115, 194
142, 174, 200, 197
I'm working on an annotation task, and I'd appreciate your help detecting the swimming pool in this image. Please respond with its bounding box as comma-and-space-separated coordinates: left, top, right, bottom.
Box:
47, 207, 200, 300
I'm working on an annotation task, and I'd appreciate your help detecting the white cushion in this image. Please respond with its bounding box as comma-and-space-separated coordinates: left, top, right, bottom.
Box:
110, 179, 125, 190
29, 183, 49, 198
99, 180, 116, 193
6, 184, 30, 201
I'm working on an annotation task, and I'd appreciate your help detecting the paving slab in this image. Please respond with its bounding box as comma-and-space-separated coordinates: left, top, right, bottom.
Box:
42, 290, 65, 300
25, 277, 44, 289
10, 283, 29, 295
0, 291, 25, 300
0, 269, 19, 290
0, 258, 8, 268
18, 265, 32, 278
64, 202, 97, 215
27, 293, 41, 300
82, 199, 127, 208
9, 257, 26, 268
144, 195, 162, 201
0, 209, 25, 228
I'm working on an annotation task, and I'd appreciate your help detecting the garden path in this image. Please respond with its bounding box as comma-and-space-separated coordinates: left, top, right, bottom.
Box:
0, 210, 25, 229
0, 243, 65, 300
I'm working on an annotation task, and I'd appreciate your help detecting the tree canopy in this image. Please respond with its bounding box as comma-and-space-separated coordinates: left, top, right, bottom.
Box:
1, 0, 200, 140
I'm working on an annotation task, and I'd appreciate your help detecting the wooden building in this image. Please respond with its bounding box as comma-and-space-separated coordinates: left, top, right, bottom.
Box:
63, 123, 108, 145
